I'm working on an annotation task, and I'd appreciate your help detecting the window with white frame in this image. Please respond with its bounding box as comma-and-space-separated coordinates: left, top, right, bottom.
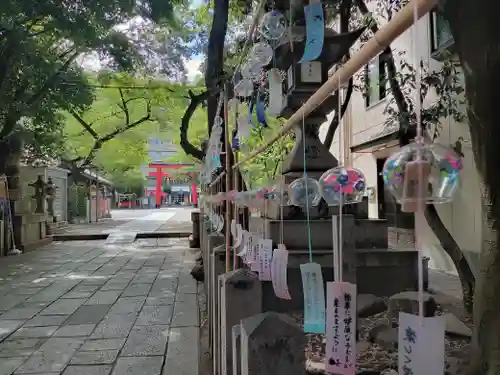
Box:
430, 9, 454, 57
364, 54, 387, 108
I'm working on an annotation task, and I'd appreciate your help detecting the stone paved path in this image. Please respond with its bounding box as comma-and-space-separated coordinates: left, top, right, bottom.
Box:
0, 239, 200, 375
59, 208, 193, 236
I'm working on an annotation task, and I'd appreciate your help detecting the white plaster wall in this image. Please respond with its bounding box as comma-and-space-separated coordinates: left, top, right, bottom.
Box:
319, 12, 482, 276
353, 153, 379, 219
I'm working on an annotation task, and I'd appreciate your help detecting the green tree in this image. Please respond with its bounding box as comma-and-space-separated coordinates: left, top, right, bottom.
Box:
63, 73, 197, 189
440, 1, 500, 373
0, 0, 199, 172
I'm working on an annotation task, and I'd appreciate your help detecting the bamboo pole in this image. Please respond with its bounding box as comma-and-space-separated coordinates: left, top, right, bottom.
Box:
209, 171, 226, 187
223, 86, 232, 273
233, 0, 437, 169
233, 101, 240, 270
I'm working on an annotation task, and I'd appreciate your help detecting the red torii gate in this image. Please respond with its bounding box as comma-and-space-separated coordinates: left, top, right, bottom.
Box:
147, 163, 197, 206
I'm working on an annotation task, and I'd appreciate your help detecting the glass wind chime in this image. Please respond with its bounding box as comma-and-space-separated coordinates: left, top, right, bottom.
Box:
382, 141, 462, 211
226, 6, 463, 211
200, 95, 226, 233
220, 7, 372, 209
231, 10, 287, 146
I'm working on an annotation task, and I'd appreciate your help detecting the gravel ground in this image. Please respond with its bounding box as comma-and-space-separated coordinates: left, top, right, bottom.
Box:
292, 296, 472, 375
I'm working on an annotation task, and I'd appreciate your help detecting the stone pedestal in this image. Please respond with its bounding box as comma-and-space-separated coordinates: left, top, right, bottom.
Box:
282, 122, 338, 183
240, 312, 306, 375
13, 213, 51, 251
190, 210, 201, 248
388, 227, 415, 250
0, 220, 4, 256
250, 215, 357, 312
232, 325, 242, 375
205, 233, 225, 368
219, 269, 262, 375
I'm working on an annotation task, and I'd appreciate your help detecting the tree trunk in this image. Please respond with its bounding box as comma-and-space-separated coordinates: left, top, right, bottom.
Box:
0, 134, 23, 250
442, 0, 500, 373
424, 204, 475, 312
205, 0, 229, 134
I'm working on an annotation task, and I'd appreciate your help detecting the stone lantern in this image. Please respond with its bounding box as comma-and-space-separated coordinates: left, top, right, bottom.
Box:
266, 26, 366, 193
45, 177, 57, 221
248, 10, 367, 312
29, 175, 46, 214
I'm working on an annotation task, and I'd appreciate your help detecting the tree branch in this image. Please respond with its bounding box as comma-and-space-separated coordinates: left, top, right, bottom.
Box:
69, 109, 99, 139
25, 51, 80, 109
324, 0, 353, 150
100, 100, 152, 143
78, 99, 153, 167
75, 111, 122, 136
180, 90, 211, 161
355, 0, 409, 129
118, 89, 130, 125
0, 51, 80, 140
324, 79, 354, 149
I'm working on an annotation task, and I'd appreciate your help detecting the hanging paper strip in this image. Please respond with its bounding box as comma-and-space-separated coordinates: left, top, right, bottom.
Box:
250, 233, 261, 272
237, 230, 249, 256
398, 313, 445, 375
268, 69, 283, 116
258, 238, 273, 281
245, 233, 254, 263
231, 219, 243, 248
248, 95, 255, 127
300, 262, 326, 333
271, 244, 291, 299
325, 282, 357, 375
232, 129, 240, 150
256, 92, 268, 127
299, 1, 325, 63
236, 115, 250, 143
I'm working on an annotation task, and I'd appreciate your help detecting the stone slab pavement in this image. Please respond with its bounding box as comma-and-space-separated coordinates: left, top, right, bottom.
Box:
0, 238, 200, 375
58, 208, 193, 237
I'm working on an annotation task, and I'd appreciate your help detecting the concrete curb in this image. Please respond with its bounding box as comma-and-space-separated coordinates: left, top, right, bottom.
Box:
53, 232, 192, 241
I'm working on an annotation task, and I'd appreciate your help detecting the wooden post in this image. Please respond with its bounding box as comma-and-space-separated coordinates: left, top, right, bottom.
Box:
224, 85, 231, 272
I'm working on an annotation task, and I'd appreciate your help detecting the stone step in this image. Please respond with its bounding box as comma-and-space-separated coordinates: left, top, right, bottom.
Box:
258, 249, 421, 312
249, 216, 388, 250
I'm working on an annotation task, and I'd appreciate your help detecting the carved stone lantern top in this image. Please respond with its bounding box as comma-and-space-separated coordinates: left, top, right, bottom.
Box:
29, 175, 45, 194
268, 27, 366, 71
269, 0, 343, 20
45, 177, 56, 197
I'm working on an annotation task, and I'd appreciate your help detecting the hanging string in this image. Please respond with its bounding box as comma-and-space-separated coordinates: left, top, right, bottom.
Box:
233, 90, 240, 270
288, 0, 294, 52
263, 200, 268, 238
279, 138, 285, 245
337, 73, 344, 282
208, 178, 214, 234
412, 1, 424, 322
302, 111, 313, 263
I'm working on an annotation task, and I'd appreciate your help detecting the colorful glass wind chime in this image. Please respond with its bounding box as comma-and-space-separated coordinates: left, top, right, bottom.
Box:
199, 93, 227, 233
